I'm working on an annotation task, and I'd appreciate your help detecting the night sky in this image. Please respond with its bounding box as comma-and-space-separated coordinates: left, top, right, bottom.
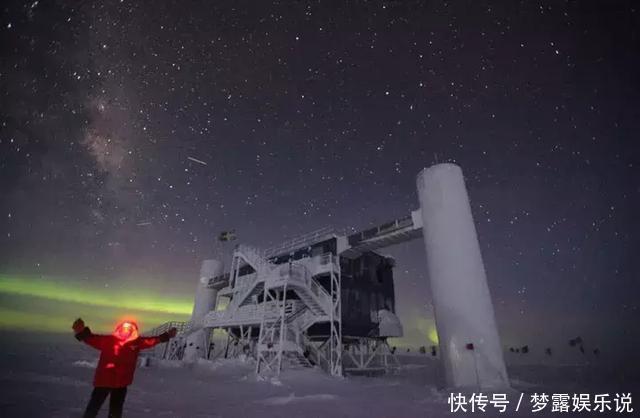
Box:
1, 1, 638, 357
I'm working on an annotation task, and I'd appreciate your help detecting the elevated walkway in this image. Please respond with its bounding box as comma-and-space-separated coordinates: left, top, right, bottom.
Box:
341, 210, 423, 257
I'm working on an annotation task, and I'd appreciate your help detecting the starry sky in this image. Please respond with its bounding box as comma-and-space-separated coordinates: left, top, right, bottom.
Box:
1, 1, 638, 358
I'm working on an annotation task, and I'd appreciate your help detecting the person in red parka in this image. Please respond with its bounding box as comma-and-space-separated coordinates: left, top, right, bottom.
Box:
72, 317, 177, 418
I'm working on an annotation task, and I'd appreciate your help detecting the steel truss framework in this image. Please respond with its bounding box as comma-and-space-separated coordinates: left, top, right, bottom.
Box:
223, 325, 254, 359
210, 245, 343, 377
342, 337, 400, 373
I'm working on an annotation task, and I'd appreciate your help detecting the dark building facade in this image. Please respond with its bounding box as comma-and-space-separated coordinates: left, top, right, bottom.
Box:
266, 236, 397, 339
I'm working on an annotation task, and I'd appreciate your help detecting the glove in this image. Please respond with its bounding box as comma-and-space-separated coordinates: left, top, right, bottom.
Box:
167, 327, 178, 338
72, 318, 85, 334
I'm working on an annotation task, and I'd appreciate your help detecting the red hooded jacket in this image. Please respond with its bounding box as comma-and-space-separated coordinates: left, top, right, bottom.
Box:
75, 326, 170, 388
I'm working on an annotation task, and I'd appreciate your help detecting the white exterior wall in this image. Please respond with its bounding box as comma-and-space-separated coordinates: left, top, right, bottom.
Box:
184, 259, 222, 362
377, 309, 403, 337
416, 164, 509, 390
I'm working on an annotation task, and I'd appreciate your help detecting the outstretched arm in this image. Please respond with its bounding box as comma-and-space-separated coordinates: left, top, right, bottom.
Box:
72, 318, 110, 350
139, 327, 177, 350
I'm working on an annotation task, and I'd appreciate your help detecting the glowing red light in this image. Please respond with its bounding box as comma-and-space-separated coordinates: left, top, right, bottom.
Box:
113, 320, 139, 343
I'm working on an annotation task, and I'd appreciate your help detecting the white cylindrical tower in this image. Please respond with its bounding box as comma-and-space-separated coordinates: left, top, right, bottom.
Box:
192, 259, 222, 320
184, 259, 222, 362
416, 163, 509, 389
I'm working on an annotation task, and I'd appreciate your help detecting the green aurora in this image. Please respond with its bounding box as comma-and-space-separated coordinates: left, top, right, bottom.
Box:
0, 274, 438, 347
0, 275, 192, 333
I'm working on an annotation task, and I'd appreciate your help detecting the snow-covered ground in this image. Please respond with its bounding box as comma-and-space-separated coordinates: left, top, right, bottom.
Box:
0, 331, 637, 417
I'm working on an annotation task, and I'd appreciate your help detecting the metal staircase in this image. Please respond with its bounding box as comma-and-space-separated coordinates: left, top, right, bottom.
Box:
144, 321, 188, 361
253, 254, 342, 377
238, 281, 264, 307
152, 244, 342, 377
235, 244, 274, 276
283, 351, 313, 369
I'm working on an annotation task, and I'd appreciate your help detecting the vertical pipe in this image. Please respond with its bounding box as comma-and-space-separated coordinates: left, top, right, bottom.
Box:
416, 164, 509, 389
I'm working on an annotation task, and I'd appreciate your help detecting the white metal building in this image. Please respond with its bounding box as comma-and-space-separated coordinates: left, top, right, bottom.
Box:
149, 164, 510, 390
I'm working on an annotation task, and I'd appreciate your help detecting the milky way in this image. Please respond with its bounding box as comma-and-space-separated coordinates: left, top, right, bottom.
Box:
1, 1, 638, 353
